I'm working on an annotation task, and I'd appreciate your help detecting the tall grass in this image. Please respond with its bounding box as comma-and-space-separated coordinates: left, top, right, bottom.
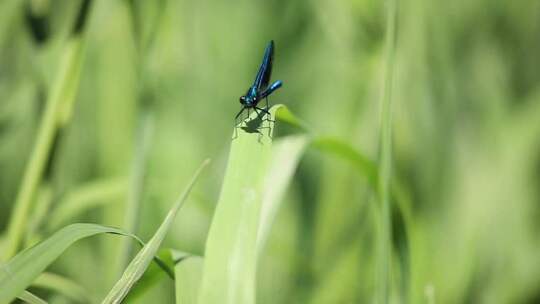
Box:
1, 0, 540, 303
376, 0, 398, 303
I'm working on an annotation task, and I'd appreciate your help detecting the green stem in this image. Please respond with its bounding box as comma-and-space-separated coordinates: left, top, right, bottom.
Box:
2, 37, 85, 260
377, 0, 398, 303
118, 113, 154, 273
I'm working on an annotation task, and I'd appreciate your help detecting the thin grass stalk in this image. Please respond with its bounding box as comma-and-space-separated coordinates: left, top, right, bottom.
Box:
118, 113, 154, 273
2, 0, 92, 260
376, 0, 398, 303
101, 159, 210, 304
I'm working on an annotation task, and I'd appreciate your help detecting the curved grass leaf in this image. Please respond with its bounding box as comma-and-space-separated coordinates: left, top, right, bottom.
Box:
311, 137, 377, 188
18, 290, 48, 304
47, 178, 127, 231
32, 272, 90, 303
274, 105, 309, 131
198, 106, 307, 304
0, 223, 144, 303
101, 159, 210, 304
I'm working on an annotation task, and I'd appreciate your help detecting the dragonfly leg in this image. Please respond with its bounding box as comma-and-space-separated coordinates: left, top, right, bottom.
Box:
261, 99, 275, 123
233, 107, 247, 140
255, 106, 270, 116
256, 106, 274, 123
255, 106, 274, 137
235, 107, 246, 121
253, 107, 261, 118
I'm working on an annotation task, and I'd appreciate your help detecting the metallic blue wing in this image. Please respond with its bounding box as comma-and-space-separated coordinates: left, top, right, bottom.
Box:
253, 40, 274, 91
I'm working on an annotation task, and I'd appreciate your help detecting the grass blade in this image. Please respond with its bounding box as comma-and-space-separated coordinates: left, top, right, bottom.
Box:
123, 249, 175, 302
174, 251, 203, 304
0, 223, 142, 303
377, 0, 398, 302
118, 113, 154, 273
18, 290, 48, 304
311, 137, 378, 188
47, 178, 127, 231
198, 106, 307, 304
101, 159, 210, 304
3, 35, 87, 260
256, 135, 307, 256
32, 272, 91, 303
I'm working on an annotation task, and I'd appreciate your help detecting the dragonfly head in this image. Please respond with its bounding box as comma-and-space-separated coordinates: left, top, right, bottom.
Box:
240, 95, 256, 105
239, 93, 257, 106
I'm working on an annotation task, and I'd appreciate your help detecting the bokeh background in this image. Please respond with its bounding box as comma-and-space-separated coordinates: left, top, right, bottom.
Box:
1, 0, 540, 303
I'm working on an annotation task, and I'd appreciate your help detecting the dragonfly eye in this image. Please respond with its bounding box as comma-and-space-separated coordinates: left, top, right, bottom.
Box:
239, 96, 246, 104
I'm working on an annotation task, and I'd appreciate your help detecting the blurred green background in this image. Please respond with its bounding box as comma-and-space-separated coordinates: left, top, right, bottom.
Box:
1, 0, 540, 303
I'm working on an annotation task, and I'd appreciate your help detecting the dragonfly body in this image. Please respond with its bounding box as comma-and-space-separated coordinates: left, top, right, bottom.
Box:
236, 40, 283, 120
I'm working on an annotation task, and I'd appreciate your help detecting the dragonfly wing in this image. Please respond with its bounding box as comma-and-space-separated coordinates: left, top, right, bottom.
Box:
253, 40, 274, 91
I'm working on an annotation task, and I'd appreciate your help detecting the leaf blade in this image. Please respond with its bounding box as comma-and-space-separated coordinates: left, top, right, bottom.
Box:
0, 223, 141, 303
100, 159, 210, 304
199, 106, 307, 304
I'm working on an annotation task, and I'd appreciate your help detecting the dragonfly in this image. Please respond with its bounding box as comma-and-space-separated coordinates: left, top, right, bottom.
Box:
236, 40, 283, 122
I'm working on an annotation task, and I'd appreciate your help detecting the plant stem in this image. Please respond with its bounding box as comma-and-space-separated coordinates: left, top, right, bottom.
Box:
2, 37, 85, 260
377, 0, 398, 303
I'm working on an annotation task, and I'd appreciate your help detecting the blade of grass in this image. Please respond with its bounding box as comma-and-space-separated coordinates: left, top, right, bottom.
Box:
174, 251, 204, 304
198, 106, 307, 304
256, 135, 307, 257
0, 0, 24, 50
310, 135, 414, 304
0, 223, 145, 303
377, 0, 398, 302
47, 178, 127, 231
276, 106, 412, 303
25, 185, 53, 247
3, 32, 87, 260
32, 272, 90, 303
311, 137, 377, 188
18, 290, 48, 304
274, 105, 309, 131
124, 249, 175, 302
101, 159, 210, 304
118, 112, 154, 274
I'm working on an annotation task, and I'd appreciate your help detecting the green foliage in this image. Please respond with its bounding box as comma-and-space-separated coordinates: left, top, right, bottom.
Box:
1, 0, 540, 303
101, 160, 208, 303
198, 107, 307, 304
0, 224, 143, 303
174, 252, 203, 304
17, 291, 48, 304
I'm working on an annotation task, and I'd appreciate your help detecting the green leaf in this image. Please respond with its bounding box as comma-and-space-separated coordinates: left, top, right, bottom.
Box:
274, 105, 309, 131
47, 178, 127, 231
0, 223, 144, 303
3, 35, 87, 260
376, 0, 398, 302
18, 290, 48, 304
123, 249, 175, 302
100, 159, 210, 304
198, 106, 307, 304
174, 251, 203, 304
311, 136, 377, 188
32, 272, 90, 303
118, 113, 154, 274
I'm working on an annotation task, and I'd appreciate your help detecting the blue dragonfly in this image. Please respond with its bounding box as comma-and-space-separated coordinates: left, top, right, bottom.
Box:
236, 40, 283, 122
